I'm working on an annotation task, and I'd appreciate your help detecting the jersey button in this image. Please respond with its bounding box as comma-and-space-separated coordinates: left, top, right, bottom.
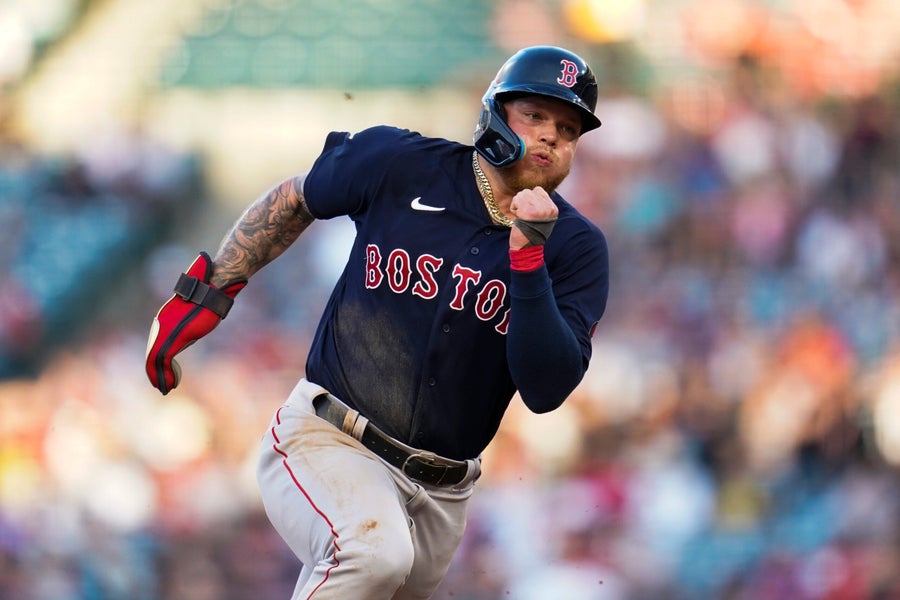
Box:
470, 247, 480, 255
442, 324, 450, 333
484, 228, 492, 235
428, 377, 436, 386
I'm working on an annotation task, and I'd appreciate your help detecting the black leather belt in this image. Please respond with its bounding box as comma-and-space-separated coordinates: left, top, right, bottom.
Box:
312, 393, 470, 487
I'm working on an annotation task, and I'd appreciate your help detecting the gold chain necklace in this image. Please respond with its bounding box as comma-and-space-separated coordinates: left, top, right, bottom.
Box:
472, 151, 514, 228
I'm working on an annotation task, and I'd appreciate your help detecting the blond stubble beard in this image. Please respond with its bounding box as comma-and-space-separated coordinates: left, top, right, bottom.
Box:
500, 150, 572, 195
502, 164, 570, 196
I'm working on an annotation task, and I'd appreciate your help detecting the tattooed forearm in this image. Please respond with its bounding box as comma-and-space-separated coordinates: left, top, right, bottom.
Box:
211, 175, 314, 286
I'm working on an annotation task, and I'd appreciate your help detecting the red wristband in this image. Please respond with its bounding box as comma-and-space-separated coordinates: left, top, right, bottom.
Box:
509, 245, 544, 272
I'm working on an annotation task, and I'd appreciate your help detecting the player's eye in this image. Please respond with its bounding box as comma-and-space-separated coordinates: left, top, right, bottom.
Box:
560, 124, 579, 138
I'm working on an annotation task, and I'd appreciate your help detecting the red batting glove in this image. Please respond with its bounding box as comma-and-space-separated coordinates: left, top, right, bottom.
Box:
145, 251, 246, 394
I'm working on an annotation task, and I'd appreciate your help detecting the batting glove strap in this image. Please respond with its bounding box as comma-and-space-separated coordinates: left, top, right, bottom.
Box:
174, 272, 236, 318
145, 251, 246, 395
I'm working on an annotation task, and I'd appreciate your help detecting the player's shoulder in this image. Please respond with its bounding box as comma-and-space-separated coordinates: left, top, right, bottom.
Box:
548, 194, 608, 259
323, 126, 469, 178
553, 195, 605, 238
350, 125, 416, 144
345, 126, 462, 156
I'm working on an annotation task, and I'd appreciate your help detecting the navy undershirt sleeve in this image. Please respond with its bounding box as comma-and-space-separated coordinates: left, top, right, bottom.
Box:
506, 265, 585, 413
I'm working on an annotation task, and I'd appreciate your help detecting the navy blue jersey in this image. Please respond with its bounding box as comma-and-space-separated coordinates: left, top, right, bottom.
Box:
303, 126, 608, 459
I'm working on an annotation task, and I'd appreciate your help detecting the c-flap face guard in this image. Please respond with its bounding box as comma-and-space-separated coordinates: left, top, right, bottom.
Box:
474, 102, 524, 168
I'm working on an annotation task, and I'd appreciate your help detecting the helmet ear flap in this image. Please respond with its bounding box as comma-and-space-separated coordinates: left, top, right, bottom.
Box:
473, 98, 525, 167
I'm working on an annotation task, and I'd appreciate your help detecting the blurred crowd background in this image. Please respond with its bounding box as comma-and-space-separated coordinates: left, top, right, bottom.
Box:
2, 0, 900, 598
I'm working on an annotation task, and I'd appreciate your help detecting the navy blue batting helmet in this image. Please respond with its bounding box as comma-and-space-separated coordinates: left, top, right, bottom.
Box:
474, 46, 602, 167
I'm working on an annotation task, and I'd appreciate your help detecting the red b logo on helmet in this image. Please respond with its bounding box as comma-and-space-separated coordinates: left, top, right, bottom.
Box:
557, 59, 579, 87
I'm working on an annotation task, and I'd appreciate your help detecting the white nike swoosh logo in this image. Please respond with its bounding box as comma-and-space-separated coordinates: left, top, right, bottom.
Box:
410, 197, 445, 212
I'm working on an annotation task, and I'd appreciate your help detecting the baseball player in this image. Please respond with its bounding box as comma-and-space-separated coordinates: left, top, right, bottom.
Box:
145, 46, 609, 599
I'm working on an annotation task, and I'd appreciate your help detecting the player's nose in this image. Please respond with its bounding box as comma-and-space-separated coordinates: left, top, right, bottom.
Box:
538, 122, 559, 146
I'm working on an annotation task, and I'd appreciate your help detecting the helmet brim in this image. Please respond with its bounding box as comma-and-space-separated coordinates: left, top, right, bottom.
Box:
494, 85, 602, 134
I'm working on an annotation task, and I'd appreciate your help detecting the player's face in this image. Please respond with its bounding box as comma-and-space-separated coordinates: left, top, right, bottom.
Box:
501, 96, 582, 193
